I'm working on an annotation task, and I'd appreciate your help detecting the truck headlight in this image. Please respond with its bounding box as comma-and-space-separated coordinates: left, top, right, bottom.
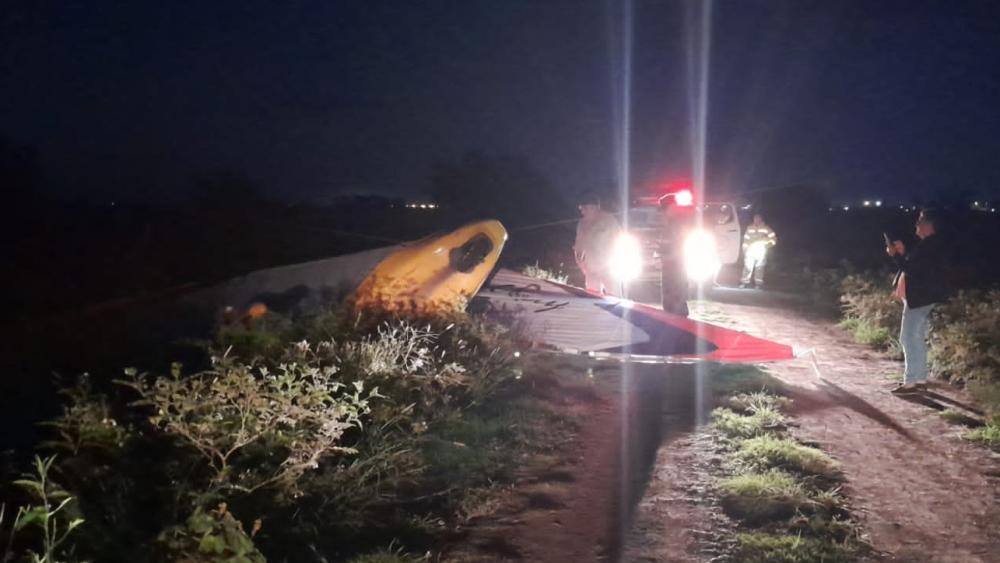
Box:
608, 232, 643, 282
683, 229, 721, 282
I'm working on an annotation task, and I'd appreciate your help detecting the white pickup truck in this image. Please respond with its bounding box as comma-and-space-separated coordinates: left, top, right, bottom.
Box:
624, 200, 742, 287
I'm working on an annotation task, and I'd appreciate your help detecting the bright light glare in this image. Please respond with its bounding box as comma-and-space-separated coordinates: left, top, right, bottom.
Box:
674, 189, 694, 207
608, 232, 643, 282
746, 240, 768, 262
683, 229, 720, 281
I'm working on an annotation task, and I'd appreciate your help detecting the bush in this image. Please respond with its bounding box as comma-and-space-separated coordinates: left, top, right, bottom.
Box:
780, 264, 852, 315
120, 356, 377, 495
839, 273, 901, 351
19, 307, 531, 561
929, 289, 1000, 389
155, 503, 264, 563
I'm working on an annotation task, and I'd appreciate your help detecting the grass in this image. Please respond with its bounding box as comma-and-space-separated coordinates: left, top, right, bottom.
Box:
838, 317, 896, 350
938, 409, 973, 425
421, 403, 534, 489
457, 484, 512, 522
708, 365, 785, 396
967, 380, 1000, 416
521, 262, 568, 284
733, 533, 855, 563
348, 545, 427, 563
703, 362, 866, 557
711, 407, 786, 440
735, 436, 841, 480
718, 470, 811, 524
727, 391, 791, 414
790, 512, 863, 543
963, 421, 1000, 450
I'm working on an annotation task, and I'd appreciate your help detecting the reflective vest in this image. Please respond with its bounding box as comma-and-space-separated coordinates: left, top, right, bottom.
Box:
743, 224, 776, 250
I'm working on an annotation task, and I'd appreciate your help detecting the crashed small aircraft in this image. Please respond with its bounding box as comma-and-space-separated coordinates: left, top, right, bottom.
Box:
189, 220, 793, 364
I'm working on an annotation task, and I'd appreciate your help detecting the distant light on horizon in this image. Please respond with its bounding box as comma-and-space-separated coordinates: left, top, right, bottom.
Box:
406, 202, 438, 210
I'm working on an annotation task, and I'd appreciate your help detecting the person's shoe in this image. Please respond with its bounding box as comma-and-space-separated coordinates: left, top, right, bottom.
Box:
891, 381, 928, 394
738, 283, 749, 289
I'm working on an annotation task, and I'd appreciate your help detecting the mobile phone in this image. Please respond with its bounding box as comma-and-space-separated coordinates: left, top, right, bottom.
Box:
883, 232, 892, 246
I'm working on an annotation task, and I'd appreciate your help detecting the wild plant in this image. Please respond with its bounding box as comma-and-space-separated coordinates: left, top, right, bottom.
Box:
119, 355, 378, 495
3, 456, 84, 563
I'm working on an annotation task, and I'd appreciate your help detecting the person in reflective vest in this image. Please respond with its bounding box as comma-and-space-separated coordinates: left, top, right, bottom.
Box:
740, 214, 777, 288
574, 192, 622, 296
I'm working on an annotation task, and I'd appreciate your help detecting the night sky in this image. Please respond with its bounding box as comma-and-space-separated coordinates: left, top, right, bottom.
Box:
3, 0, 1000, 204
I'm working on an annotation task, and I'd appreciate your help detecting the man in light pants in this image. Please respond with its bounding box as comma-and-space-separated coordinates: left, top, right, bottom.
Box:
886, 209, 948, 394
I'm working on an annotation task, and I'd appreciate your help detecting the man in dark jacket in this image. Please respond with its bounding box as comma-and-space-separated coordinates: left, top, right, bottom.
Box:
886, 208, 949, 393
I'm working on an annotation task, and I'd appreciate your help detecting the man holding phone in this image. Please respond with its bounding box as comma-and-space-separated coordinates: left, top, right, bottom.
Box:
886, 209, 949, 394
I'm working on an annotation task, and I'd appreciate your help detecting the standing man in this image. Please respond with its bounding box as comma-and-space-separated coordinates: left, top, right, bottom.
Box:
659, 203, 691, 317
740, 213, 777, 289
887, 209, 949, 394
574, 192, 621, 296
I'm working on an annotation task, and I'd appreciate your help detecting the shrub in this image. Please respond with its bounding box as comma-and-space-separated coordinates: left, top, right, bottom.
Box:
22, 307, 528, 561
40, 377, 130, 457
155, 503, 264, 563
782, 264, 852, 315
839, 273, 901, 351
929, 289, 1000, 388
119, 355, 377, 495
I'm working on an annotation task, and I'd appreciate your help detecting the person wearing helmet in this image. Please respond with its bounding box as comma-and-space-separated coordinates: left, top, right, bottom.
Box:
740, 213, 777, 289
574, 191, 621, 296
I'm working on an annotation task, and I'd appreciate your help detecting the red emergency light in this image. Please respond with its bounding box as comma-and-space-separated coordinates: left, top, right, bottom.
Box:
657, 188, 695, 208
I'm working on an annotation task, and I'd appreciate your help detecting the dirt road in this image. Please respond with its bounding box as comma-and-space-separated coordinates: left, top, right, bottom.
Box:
452, 288, 1000, 562
628, 288, 1000, 562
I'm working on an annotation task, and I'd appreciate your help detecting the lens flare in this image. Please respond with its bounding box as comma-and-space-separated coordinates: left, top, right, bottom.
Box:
609, 232, 643, 282
683, 229, 721, 281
